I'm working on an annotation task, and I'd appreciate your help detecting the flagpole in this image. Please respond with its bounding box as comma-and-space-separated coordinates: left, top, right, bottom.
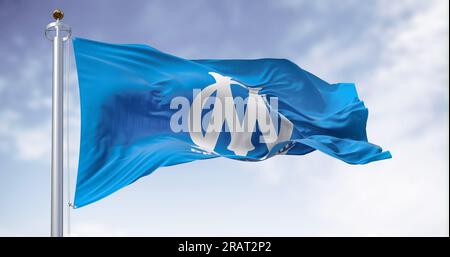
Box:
45, 9, 71, 237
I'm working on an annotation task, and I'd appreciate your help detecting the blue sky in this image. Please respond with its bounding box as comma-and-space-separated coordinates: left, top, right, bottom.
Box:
0, 0, 448, 236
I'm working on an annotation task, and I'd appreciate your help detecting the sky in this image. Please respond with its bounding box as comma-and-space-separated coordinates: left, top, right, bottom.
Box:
0, 0, 448, 236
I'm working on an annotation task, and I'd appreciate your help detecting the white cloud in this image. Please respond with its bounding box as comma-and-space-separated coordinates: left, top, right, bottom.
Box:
0, 77, 6, 94
69, 222, 126, 237
273, 0, 449, 236
213, 0, 449, 236
0, 89, 79, 163
26, 88, 52, 111
0, 110, 20, 154
0, 110, 50, 161
0, 45, 80, 163
15, 124, 51, 161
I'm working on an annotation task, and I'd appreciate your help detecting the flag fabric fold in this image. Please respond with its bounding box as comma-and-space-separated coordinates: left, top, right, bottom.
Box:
73, 37, 391, 208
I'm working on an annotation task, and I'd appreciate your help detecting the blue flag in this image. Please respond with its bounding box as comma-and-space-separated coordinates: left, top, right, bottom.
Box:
73, 38, 391, 207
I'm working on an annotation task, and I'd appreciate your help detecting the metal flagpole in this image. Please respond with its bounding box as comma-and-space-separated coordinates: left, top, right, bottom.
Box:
45, 9, 71, 237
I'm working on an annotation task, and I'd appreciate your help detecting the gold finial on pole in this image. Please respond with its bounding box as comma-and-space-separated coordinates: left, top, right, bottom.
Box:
52, 9, 64, 20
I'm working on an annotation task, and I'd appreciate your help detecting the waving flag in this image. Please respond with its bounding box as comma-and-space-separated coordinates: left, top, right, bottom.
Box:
73, 38, 391, 207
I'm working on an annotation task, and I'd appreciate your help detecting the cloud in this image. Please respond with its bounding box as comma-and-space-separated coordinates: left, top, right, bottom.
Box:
69, 222, 126, 237
0, 109, 49, 161
224, 0, 448, 236
0, 41, 80, 163
0, 91, 78, 164
0, 77, 6, 94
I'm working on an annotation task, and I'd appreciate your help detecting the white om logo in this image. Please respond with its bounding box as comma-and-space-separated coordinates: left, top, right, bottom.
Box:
186, 72, 293, 158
